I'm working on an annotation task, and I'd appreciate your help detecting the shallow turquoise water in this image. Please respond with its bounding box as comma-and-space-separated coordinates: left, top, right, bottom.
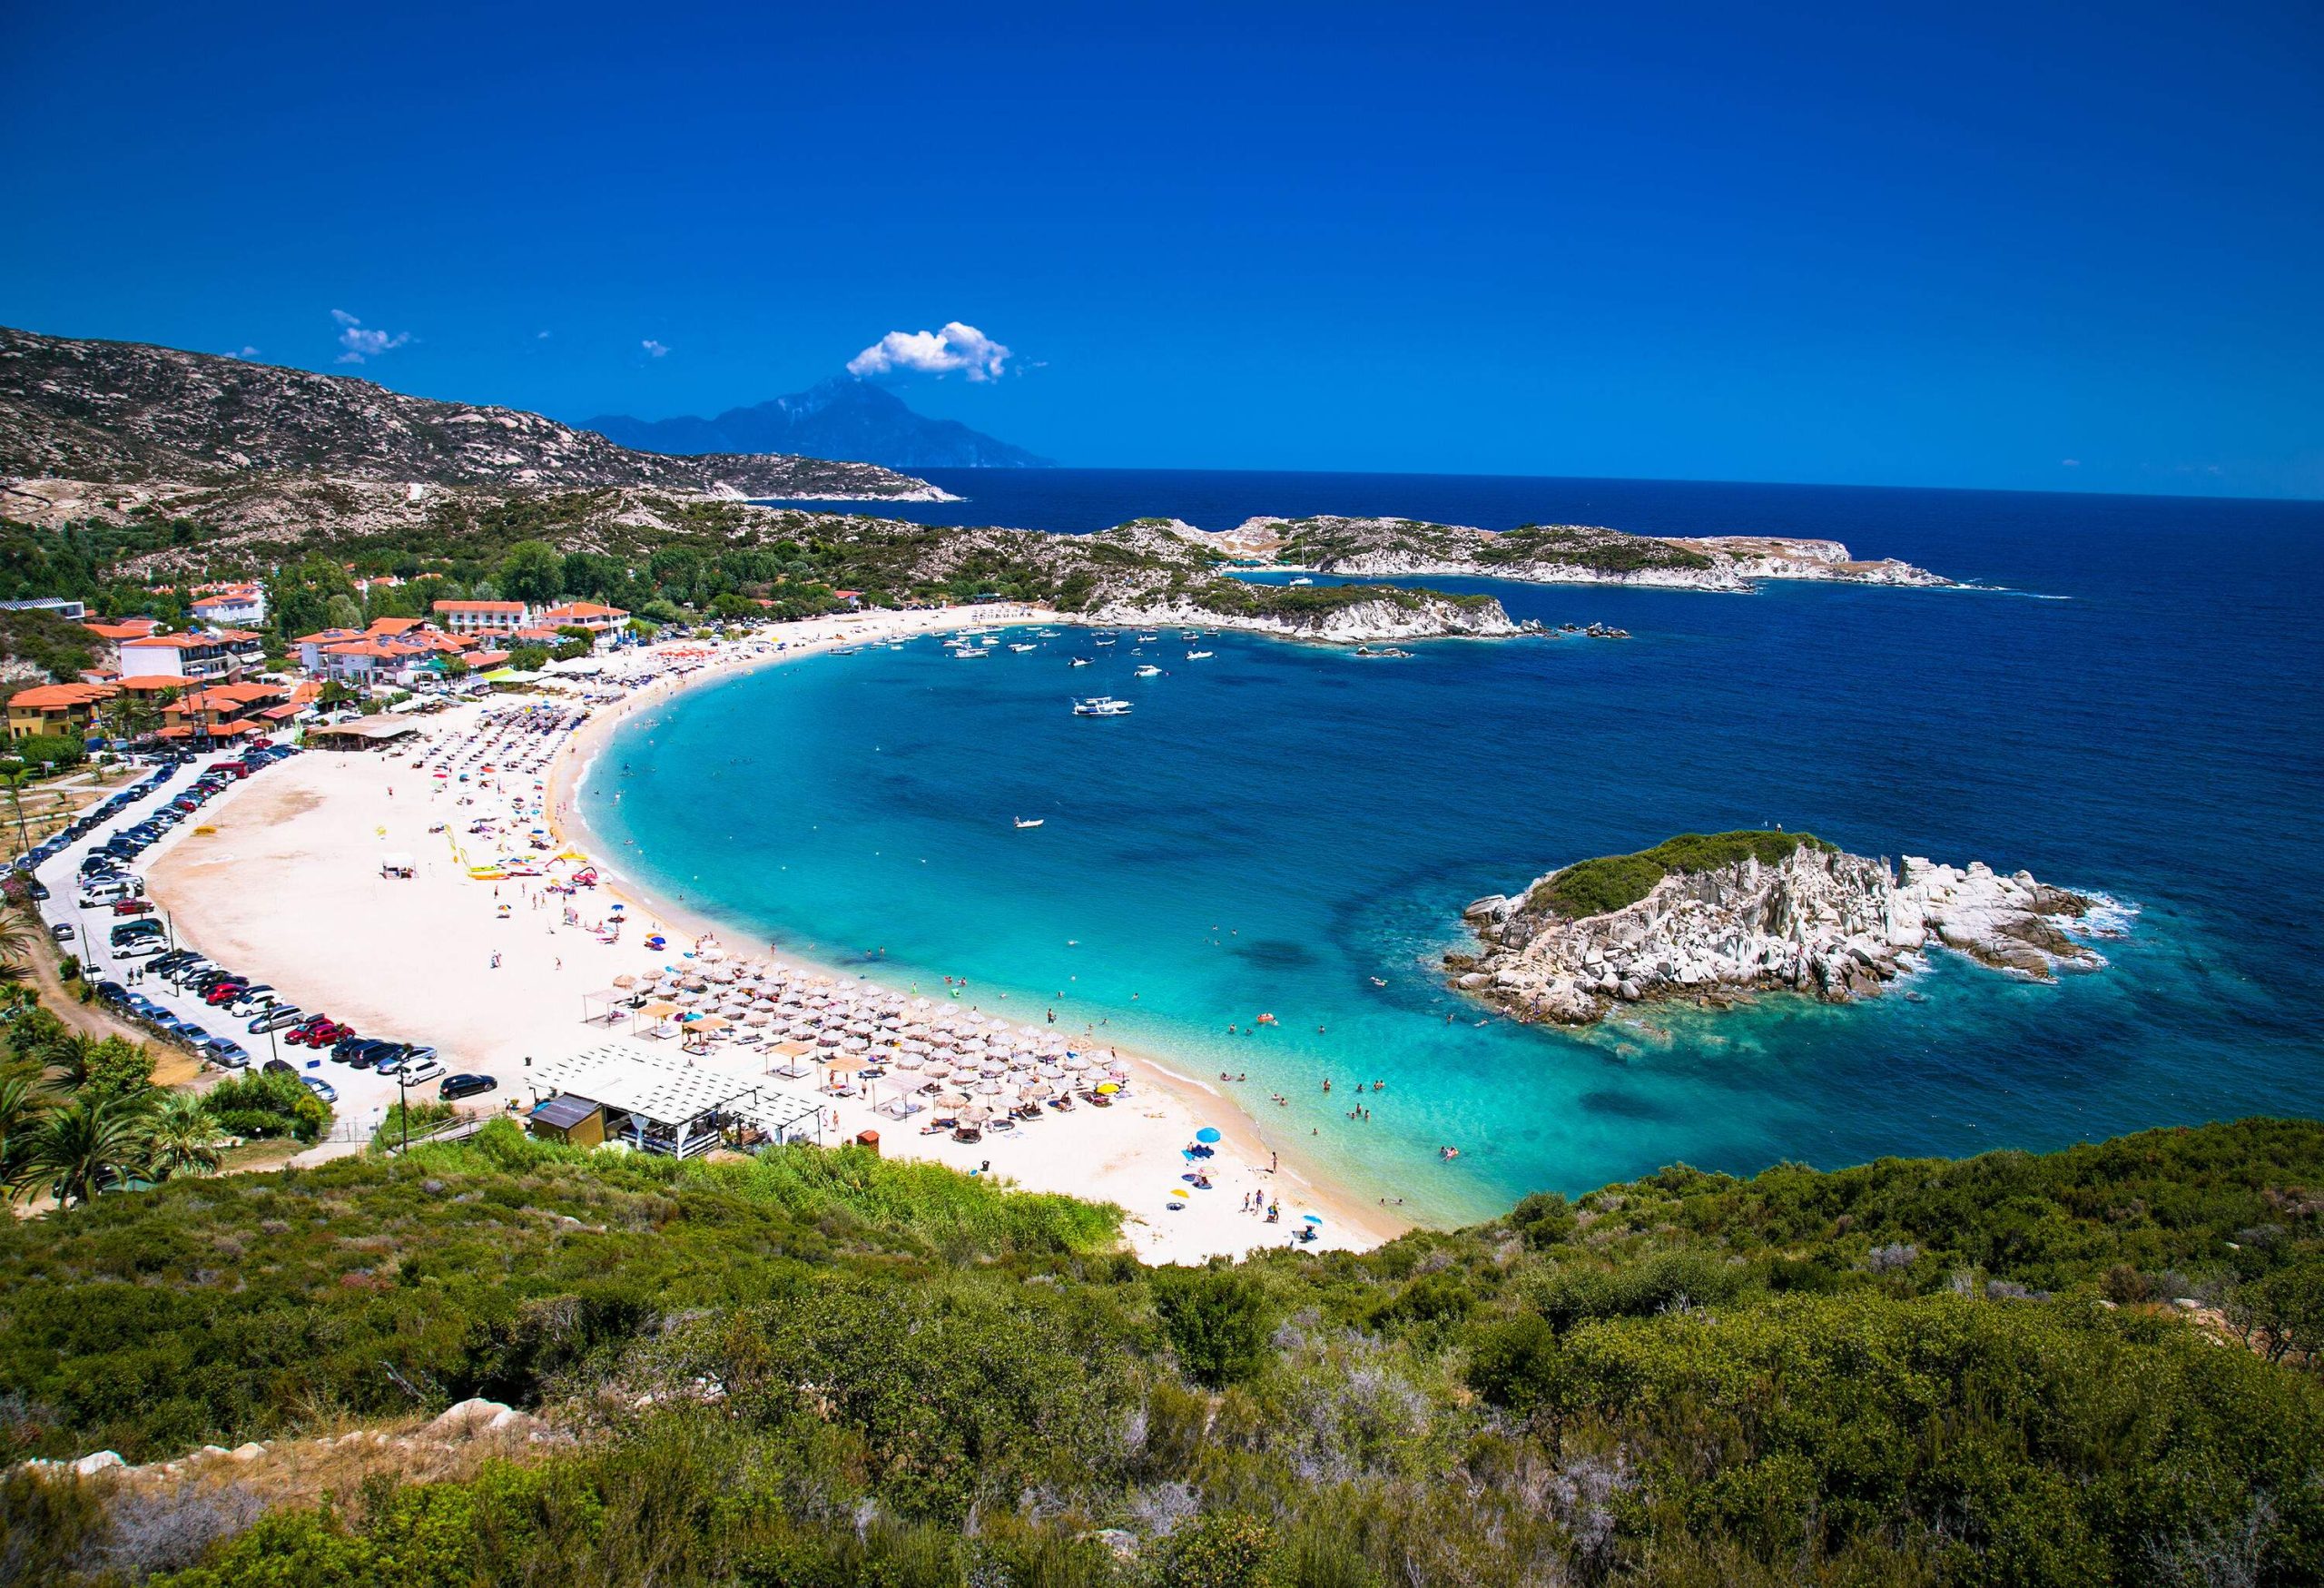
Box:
581, 478, 2324, 1224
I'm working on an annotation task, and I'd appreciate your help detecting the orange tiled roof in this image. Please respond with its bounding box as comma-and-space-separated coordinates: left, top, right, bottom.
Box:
113, 675, 190, 693
367, 616, 426, 636
541, 601, 629, 620
122, 633, 222, 651
8, 682, 118, 710
82, 620, 160, 641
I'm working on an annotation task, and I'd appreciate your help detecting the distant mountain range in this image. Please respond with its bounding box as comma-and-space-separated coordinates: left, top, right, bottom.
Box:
584, 378, 1053, 469
0, 326, 933, 499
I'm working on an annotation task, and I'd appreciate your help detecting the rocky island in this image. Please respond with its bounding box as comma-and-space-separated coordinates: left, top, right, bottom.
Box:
1449, 831, 2103, 1024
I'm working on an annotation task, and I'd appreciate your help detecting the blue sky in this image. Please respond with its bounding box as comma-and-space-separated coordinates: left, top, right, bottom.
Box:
4, 1, 2319, 497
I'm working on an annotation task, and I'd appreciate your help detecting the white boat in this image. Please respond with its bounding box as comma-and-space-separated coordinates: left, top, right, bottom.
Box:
1071, 695, 1133, 716
1093, 635, 1117, 646
1134, 664, 1162, 677
1008, 643, 1037, 653
955, 646, 990, 658
1137, 633, 1159, 642
1013, 817, 1045, 829
1288, 577, 1314, 586
1185, 648, 1213, 660
1068, 656, 1094, 667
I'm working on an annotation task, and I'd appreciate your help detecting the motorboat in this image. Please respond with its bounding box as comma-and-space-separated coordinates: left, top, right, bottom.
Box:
1071, 695, 1133, 716
1093, 635, 1117, 646
1009, 643, 1037, 653
1134, 664, 1162, 677
1068, 656, 1094, 667
1288, 577, 1314, 586
1137, 633, 1159, 642
1013, 817, 1045, 828
1185, 648, 1214, 660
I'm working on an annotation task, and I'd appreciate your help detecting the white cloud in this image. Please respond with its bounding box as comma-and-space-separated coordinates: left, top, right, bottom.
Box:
847, 321, 1012, 382
231, 345, 261, 359
642, 339, 670, 359
537, 330, 552, 340
331, 311, 409, 364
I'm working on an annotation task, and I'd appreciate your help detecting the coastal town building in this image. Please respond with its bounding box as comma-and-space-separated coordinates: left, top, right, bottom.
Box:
115, 631, 245, 684
433, 599, 531, 636
538, 601, 631, 644
189, 582, 267, 626
77, 618, 163, 671
0, 597, 87, 621
5, 680, 116, 740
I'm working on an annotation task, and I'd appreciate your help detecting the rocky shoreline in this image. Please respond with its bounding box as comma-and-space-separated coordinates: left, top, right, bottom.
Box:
1096, 590, 1529, 644
1449, 839, 2105, 1025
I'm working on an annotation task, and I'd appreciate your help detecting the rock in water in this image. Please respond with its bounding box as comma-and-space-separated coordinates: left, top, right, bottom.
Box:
1452, 837, 2107, 1025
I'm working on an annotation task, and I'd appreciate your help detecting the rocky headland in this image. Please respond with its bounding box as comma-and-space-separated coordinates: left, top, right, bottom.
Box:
1448, 831, 2104, 1025
1163, 515, 1953, 590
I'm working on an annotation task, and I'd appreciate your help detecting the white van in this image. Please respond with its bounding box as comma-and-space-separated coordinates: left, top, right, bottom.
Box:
78, 876, 145, 907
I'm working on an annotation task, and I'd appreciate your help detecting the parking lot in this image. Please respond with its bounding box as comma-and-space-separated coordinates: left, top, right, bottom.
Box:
17, 745, 499, 1144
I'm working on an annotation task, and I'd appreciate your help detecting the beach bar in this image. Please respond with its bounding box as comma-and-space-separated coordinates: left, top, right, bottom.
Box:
526, 1042, 763, 1158
307, 717, 419, 751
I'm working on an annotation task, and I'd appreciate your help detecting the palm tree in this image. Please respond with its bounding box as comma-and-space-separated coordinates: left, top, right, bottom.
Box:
0, 1074, 51, 1189
143, 1092, 224, 1181
0, 909, 36, 991
10, 1093, 153, 1207
40, 1031, 99, 1092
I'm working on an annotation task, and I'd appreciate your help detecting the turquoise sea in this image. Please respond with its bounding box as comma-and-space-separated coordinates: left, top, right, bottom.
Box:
577, 471, 2324, 1225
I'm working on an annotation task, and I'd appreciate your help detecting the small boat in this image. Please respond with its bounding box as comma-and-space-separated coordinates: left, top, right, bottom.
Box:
1134, 664, 1162, 677
1370, 976, 1387, 987
1068, 656, 1094, 667
1137, 633, 1159, 642
1093, 635, 1117, 646
1071, 695, 1133, 716
1036, 628, 1060, 636
1288, 577, 1314, 587
1008, 643, 1037, 653
1013, 817, 1045, 829
1180, 630, 1201, 639
1185, 648, 1213, 660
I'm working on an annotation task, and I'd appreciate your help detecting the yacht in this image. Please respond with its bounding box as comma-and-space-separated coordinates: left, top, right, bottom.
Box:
1013, 817, 1045, 829
1134, 664, 1162, 677
1093, 635, 1117, 646
1288, 577, 1314, 587
1137, 633, 1159, 643
1071, 695, 1133, 716
1008, 642, 1037, 653
1185, 648, 1214, 660
1068, 656, 1094, 667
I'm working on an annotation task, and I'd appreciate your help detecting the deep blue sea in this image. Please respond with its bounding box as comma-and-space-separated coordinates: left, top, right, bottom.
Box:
582, 469, 2324, 1224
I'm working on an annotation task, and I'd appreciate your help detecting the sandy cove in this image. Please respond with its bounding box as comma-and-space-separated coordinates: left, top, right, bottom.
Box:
143, 607, 1404, 1264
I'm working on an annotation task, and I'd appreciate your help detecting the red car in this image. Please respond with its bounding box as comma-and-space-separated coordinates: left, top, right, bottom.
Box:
111, 899, 156, 916
202, 982, 250, 1007
295, 1018, 352, 1047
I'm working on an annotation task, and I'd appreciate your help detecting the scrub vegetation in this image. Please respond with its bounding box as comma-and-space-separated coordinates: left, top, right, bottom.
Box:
2, 1118, 2319, 1585
1531, 829, 1840, 918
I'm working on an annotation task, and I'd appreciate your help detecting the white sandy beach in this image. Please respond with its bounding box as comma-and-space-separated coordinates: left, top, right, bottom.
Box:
143, 607, 1404, 1262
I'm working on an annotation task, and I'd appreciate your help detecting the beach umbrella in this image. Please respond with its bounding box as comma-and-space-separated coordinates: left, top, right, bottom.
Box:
1095, 1082, 1120, 1095
744, 1011, 772, 1026
1302, 1214, 1323, 1226
1195, 1127, 1222, 1144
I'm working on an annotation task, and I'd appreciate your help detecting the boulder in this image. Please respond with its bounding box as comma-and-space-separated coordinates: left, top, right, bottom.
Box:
71, 1450, 124, 1476
427, 1396, 531, 1439
229, 1443, 267, 1462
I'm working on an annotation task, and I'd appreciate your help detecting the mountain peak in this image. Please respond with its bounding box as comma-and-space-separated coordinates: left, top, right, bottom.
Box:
584, 380, 1052, 469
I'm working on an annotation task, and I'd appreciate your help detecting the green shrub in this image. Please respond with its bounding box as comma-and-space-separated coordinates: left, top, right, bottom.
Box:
1531, 830, 1838, 917
202, 1070, 327, 1142
1151, 1265, 1272, 1388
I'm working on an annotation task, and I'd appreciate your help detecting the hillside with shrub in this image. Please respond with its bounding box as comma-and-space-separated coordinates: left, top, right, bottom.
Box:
0, 1117, 2319, 1585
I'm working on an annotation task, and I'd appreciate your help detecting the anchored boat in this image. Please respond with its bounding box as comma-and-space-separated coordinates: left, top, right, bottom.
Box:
1071, 695, 1133, 716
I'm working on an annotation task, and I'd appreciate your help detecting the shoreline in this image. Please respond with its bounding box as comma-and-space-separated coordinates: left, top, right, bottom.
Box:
542, 608, 1407, 1255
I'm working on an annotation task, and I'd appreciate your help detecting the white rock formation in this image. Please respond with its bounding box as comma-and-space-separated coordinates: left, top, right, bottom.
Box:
1452, 844, 2103, 1025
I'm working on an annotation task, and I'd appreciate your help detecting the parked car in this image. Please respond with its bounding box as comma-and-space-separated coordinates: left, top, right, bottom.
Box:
93, 980, 129, 1004
263, 1058, 298, 1078
202, 1041, 251, 1068
249, 1005, 304, 1034
399, 1059, 446, 1086
48, 922, 73, 942
25, 880, 47, 902
438, 1072, 497, 1101
300, 1075, 338, 1103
